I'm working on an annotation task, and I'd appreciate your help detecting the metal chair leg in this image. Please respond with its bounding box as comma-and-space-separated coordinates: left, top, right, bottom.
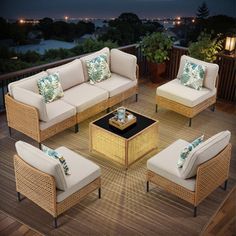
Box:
189, 118, 192, 127
53, 217, 58, 228
74, 124, 79, 133
155, 104, 158, 113
17, 192, 21, 202
224, 180, 228, 191
98, 187, 101, 199
9, 127, 12, 137
193, 206, 197, 217
146, 181, 149, 192
39, 143, 42, 150
135, 94, 138, 102
211, 104, 216, 112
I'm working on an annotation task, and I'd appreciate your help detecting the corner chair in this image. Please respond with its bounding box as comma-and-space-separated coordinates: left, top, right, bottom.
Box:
156, 55, 219, 127
14, 141, 101, 228
146, 130, 232, 217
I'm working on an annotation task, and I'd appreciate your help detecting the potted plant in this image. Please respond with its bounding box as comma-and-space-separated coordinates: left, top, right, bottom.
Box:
139, 32, 173, 83
188, 31, 223, 62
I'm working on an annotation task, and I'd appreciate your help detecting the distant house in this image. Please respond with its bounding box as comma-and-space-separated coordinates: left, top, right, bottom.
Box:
11, 39, 77, 55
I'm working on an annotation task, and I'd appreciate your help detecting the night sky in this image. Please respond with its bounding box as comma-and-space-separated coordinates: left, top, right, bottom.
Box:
1, 0, 235, 19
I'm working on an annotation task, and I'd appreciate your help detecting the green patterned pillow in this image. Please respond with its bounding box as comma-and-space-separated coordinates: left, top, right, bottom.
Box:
180, 61, 206, 90
37, 73, 64, 103
41, 144, 71, 175
177, 135, 204, 168
86, 54, 111, 84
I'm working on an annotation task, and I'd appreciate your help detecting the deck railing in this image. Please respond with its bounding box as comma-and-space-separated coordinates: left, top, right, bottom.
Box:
0, 44, 235, 112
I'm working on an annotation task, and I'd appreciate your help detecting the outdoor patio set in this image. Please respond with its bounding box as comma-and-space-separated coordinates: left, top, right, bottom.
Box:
6, 48, 232, 227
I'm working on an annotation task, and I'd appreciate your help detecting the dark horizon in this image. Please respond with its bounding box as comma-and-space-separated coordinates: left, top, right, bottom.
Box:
1, 0, 235, 20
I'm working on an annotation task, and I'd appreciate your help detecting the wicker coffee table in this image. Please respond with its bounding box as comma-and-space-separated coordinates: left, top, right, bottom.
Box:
89, 109, 159, 169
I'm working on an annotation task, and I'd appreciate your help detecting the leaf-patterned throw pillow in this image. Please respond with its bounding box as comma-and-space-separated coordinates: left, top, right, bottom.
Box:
180, 61, 206, 90
41, 144, 71, 175
86, 54, 111, 84
177, 135, 204, 168
37, 73, 64, 103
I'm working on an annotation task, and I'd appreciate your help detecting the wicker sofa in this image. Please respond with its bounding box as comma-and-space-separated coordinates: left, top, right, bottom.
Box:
146, 130, 232, 217
5, 48, 139, 145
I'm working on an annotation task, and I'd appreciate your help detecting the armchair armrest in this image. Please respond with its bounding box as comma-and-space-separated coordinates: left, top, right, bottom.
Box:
195, 143, 232, 205
5, 94, 41, 142
110, 49, 138, 81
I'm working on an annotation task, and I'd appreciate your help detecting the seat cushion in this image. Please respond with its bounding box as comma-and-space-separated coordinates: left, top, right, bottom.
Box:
61, 83, 108, 113
15, 141, 67, 191
110, 49, 137, 81
47, 59, 85, 90
40, 100, 76, 130
80, 47, 110, 82
156, 79, 216, 107
177, 55, 219, 90
180, 130, 231, 179
8, 71, 48, 96
147, 139, 196, 191
55, 147, 101, 202
94, 73, 137, 97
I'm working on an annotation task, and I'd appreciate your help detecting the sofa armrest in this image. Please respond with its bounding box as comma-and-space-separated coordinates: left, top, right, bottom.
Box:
5, 93, 41, 142
12, 87, 48, 122
195, 143, 231, 205
14, 155, 57, 217
110, 49, 137, 81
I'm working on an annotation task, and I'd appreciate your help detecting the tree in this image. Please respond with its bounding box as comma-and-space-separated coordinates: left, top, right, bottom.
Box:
197, 2, 209, 19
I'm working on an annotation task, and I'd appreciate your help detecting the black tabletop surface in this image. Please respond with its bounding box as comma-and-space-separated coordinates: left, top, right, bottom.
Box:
93, 109, 156, 139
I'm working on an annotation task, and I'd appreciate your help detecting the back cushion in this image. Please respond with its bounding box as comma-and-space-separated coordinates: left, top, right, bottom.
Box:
111, 49, 137, 81
15, 141, 67, 190
12, 87, 48, 122
80, 47, 110, 82
47, 59, 85, 90
180, 130, 231, 179
8, 71, 48, 96
177, 55, 219, 90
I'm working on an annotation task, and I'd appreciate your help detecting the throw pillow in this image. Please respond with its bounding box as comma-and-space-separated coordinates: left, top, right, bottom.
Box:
177, 135, 204, 168
41, 144, 71, 175
37, 73, 64, 103
86, 53, 111, 84
180, 61, 206, 90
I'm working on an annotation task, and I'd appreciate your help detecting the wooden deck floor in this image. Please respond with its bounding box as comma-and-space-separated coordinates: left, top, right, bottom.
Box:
0, 81, 235, 235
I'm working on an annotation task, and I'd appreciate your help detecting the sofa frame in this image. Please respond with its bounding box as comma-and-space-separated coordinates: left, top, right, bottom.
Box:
14, 154, 101, 228
146, 143, 232, 217
5, 65, 139, 146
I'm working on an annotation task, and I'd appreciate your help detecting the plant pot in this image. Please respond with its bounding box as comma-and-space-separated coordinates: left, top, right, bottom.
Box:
148, 62, 166, 83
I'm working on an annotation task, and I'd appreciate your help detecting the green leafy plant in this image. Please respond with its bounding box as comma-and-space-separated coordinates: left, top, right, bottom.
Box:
188, 32, 223, 62
139, 32, 173, 63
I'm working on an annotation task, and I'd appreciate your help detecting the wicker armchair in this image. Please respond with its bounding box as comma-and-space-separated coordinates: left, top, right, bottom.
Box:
156, 55, 219, 127
146, 131, 232, 216
14, 141, 101, 228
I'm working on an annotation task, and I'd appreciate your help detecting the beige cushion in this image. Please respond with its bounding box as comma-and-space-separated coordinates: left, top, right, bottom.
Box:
177, 55, 219, 90
156, 79, 216, 107
8, 71, 48, 96
47, 59, 85, 90
12, 87, 48, 122
180, 130, 231, 179
15, 141, 67, 191
147, 139, 196, 191
110, 49, 137, 81
94, 73, 137, 97
55, 147, 101, 202
80, 47, 110, 82
61, 83, 108, 113
40, 100, 76, 130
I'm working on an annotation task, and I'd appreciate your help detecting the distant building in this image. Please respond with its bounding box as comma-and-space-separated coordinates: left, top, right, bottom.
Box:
11, 39, 76, 55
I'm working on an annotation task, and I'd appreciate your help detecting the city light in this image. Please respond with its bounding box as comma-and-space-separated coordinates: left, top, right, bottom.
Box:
192, 19, 195, 23
19, 19, 25, 24
64, 16, 69, 21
